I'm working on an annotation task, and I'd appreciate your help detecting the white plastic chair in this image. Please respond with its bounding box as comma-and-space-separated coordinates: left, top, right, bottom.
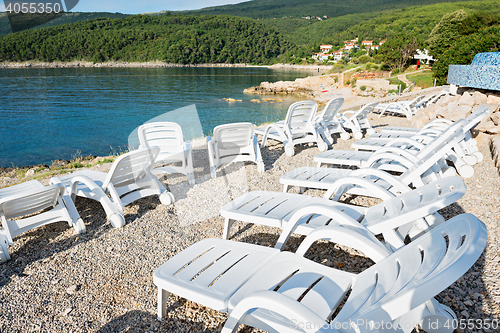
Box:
207, 122, 264, 178
59, 147, 174, 228
221, 176, 466, 250
256, 101, 328, 156
0, 179, 85, 263
138, 122, 195, 185
338, 102, 378, 139
314, 98, 349, 144
154, 213, 486, 333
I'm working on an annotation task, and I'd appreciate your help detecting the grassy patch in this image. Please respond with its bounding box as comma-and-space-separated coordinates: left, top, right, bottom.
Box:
406, 71, 434, 89
387, 77, 407, 91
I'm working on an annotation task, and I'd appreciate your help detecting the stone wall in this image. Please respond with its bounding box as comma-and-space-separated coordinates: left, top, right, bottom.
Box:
411, 90, 500, 134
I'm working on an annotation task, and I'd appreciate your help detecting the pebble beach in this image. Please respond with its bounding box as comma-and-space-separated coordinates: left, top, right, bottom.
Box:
1, 111, 499, 333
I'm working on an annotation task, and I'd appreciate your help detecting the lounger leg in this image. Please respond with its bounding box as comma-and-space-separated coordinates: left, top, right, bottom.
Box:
223, 218, 234, 240
157, 288, 170, 321
282, 185, 290, 193
187, 172, 195, 186
0, 234, 11, 263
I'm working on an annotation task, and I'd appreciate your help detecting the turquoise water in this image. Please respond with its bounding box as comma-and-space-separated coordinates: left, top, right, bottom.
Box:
0, 67, 314, 167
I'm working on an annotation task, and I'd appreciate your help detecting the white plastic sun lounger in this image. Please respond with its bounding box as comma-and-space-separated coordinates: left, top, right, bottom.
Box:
59, 147, 174, 228
338, 102, 378, 140
374, 95, 426, 120
154, 213, 486, 333
138, 122, 195, 185
0, 179, 85, 262
256, 100, 328, 156
314, 98, 349, 144
380, 119, 453, 135
207, 122, 264, 178
221, 176, 466, 250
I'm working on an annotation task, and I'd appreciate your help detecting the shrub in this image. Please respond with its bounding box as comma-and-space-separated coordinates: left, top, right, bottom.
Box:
360, 85, 367, 91
358, 55, 371, 63
345, 80, 351, 85
351, 77, 357, 85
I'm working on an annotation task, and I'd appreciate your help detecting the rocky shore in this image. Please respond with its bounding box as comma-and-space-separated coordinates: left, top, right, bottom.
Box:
0, 60, 255, 69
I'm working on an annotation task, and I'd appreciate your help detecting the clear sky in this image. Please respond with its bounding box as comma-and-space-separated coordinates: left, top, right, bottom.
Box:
0, 0, 248, 14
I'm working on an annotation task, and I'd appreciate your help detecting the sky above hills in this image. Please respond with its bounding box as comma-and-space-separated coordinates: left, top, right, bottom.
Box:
0, 0, 247, 14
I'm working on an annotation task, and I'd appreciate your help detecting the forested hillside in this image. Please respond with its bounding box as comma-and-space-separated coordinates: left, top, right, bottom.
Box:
185, 0, 481, 20
0, 12, 129, 37
0, 15, 293, 64
276, 0, 500, 45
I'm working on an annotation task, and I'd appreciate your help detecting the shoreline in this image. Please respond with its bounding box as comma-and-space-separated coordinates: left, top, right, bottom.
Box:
0, 60, 332, 70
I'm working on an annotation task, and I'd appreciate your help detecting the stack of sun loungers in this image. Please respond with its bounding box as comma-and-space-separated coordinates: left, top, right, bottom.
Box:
152, 104, 490, 333
1, 98, 490, 333
373, 86, 451, 120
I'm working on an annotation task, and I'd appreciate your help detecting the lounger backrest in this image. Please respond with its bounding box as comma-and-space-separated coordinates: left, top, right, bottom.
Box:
104, 147, 159, 189
355, 102, 378, 119
214, 122, 254, 149
334, 213, 487, 328
397, 120, 466, 183
0, 184, 63, 220
463, 105, 491, 132
0, 184, 64, 238
138, 122, 184, 154
319, 98, 344, 122
363, 176, 467, 235
284, 100, 318, 133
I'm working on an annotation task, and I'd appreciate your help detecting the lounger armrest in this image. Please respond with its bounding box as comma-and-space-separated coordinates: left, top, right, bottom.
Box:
324, 176, 396, 202
49, 176, 63, 187
223, 291, 329, 333
297, 225, 391, 262
340, 110, 356, 119
275, 204, 362, 250
348, 168, 410, 194
384, 138, 426, 150
68, 175, 123, 225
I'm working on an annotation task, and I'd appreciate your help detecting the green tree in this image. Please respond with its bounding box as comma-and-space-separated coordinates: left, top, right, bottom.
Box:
426, 9, 467, 59
432, 25, 500, 85
376, 33, 419, 72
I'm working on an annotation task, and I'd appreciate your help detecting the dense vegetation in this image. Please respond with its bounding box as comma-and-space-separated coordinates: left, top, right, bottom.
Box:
0, 12, 130, 37
288, 0, 500, 46
0, 15, 293, 64
432, 25, 500, 84
185, 0, 481, 20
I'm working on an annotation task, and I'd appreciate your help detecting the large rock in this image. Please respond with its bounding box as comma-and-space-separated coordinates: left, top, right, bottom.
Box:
487, 94, 500, 104
473, 91, 488, 105
492, 113, 500, 126
435, 95, 451, 108
447, 101, 459, 111
447, 105, 472, 122
458, 91, 474, 107
476, 120, 500, 134
434, 106, 448, 118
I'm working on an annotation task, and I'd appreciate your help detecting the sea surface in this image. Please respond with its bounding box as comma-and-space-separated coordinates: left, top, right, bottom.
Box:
0, 67, 317, 168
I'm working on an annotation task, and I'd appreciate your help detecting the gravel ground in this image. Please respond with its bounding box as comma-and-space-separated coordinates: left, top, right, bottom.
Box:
0, 113, 499, 333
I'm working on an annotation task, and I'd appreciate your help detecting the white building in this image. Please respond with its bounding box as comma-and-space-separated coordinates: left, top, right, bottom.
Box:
414, 49, 435, 64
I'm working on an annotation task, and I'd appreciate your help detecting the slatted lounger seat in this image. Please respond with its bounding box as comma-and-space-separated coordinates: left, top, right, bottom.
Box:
154, 213, 487, 333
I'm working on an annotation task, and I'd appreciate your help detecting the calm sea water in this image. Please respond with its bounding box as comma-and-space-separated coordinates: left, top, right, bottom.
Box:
0, 67, 316, 168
